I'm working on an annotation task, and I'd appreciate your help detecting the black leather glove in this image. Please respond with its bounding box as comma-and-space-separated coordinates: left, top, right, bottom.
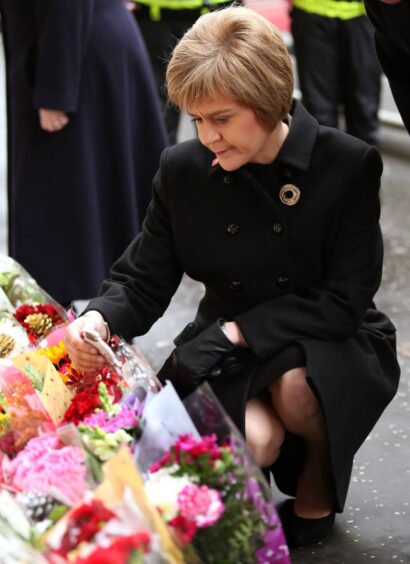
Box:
173, 319, 236, 388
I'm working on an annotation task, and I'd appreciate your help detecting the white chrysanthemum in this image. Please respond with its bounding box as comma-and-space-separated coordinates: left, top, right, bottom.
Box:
0, 318, 32, 358
144, 468, 194, 521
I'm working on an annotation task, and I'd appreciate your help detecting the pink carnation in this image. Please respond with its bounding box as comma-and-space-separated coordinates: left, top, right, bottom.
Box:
8, 432, 88, 504
82, 404, 138, 433
150, 434, 223, 473
175, 434, 222, 460
178, 483, 224, 528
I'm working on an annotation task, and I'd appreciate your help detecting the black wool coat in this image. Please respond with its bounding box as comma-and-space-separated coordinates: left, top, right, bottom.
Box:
87, 101, 400, 511
1, 0, 167, 304
365, 0, 410, 133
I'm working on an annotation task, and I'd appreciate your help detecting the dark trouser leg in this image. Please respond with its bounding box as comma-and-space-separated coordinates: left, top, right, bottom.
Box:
291, 8, 339, 127
340, 16, 381, 146
134, 14, 197, 144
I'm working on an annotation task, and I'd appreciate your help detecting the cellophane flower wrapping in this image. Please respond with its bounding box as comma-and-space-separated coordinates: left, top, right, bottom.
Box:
139, 381, 290, 563
44, 448, 183, 564
0, 255, 68, 353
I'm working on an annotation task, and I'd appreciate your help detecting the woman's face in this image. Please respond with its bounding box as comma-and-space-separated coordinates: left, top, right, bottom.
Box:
187, 96, 284, 171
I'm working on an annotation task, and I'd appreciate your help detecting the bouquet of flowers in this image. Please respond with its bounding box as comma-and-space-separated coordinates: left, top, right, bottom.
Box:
44, 448, 183, 563
137, 382, 290, 563
0, 255, 46, 309
0, 255, 68, 352
0, 312, 33, 359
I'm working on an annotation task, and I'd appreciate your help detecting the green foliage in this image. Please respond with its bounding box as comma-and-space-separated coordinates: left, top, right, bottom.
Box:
98, 382, 119, 416
128, 549, 144, 564
23, 364, 44, 391
48, 504, 68, 523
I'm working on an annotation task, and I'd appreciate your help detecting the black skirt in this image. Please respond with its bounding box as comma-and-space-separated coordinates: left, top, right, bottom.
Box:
205, 345, 307, 502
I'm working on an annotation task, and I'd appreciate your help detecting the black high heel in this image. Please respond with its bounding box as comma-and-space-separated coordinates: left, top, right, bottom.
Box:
278, 499, 335, 548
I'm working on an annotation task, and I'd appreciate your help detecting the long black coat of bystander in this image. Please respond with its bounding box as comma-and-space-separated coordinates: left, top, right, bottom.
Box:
86, 101, 400, 512
1, 0, 167, 304
365, 0, 410, 132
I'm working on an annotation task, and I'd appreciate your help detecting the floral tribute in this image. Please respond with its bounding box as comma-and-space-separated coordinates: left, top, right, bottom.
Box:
145, 433, 289, 563
14, 303, 65, 343
0, 256, 290, 563
0, 255, 68, 353
49, 498, 152, 563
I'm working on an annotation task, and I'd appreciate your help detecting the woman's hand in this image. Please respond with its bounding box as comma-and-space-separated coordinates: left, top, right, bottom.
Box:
39, 109, 69, 132
65, 311, 109, 372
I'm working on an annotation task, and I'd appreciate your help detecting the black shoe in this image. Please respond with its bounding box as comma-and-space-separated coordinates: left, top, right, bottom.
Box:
278, 499, 335, 548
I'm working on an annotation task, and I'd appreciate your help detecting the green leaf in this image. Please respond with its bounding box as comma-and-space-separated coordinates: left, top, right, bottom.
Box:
48, 504, 68, 523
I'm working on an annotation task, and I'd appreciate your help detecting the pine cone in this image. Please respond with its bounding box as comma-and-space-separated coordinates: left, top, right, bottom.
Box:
16, 492, 57, 522
0, 333, 15, 358
25, 313, 53, 336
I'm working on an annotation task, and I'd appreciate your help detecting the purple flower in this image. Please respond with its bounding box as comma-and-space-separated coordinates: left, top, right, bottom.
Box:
256, 528, 290, 563
82, 404, 138, 433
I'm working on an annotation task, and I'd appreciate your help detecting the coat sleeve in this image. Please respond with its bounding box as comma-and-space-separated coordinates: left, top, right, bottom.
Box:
84, 149, 184, 340
33, 0, 93, 112
234, 146, 384, 361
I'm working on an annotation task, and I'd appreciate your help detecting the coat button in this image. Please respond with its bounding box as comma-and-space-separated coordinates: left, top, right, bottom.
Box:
227, 223, 240, 235
223, 174, 234, 184
277, 276, 289, 288
230, 281, 242, 291
283, 168, 292, 178
273, 222, 283, 234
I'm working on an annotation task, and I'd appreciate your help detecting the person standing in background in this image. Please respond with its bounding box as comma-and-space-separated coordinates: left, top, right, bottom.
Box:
132, 0, 236, 145
0, 0, 167, 306
364, 0, 410, 133
291, 0, 381, 146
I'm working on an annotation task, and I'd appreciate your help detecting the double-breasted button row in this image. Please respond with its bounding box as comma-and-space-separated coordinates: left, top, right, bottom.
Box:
273, 222, 283, 235
277, 276, 289, 289
230, 281, 242, 291
227, 223, 282, 236
283, 167, 293, 178
227, 224, 240, 235
223, 174, 234, 184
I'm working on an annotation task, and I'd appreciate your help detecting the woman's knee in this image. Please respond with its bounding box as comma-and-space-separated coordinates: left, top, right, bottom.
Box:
245, 396, 285, 467
270, 367, 322, 424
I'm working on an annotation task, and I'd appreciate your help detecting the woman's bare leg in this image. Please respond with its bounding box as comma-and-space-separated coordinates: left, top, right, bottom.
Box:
245, 395, 286, 468
269, 367, 334, 518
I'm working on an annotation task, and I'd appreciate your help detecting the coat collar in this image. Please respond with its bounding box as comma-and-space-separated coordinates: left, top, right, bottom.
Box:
208, 99, 318, 177
275, 100, 318, 171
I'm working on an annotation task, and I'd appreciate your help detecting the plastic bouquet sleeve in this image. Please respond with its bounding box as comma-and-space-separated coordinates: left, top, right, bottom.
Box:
0, 489, 48, 563
0, 255, 68, 346
44, 447, 184, 563
100, 333, 162, 394
139, 382, 290, 563
0, 312, 33, 360
11, 351, 73, 424
0, 362, 55, 453
96, 447, 184, 563
0, 254, 65, 311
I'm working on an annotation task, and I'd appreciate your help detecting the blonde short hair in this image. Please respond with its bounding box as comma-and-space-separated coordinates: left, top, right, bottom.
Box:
166, 6, 294, 130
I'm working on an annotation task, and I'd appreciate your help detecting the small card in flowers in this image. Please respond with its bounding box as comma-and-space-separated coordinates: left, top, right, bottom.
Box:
12, 352, 73, 424
135, 382, 201, 474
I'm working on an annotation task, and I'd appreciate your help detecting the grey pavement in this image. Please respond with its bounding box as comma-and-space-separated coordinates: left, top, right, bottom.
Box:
1, 21, 410, 564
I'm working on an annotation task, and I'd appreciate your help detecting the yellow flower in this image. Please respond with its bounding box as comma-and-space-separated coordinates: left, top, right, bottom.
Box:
0, 411, 11, 434
37, 340, 67, 366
